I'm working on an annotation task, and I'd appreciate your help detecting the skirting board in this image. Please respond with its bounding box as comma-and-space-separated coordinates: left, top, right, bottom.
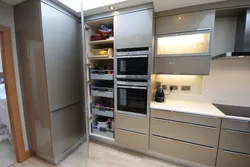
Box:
90, 135, 211, 167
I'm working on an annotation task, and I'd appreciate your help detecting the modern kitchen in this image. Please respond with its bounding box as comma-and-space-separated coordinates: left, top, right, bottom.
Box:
7, 0, 250, 167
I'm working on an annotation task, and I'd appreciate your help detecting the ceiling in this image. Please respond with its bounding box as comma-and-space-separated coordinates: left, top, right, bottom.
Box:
1, 0, 227, 16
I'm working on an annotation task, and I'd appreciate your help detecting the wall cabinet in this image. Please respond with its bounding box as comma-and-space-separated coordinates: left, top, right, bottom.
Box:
154, 56, 211, 75
156, 10, 215, 35
114, 9, 153, 49
154, 10, 215, 75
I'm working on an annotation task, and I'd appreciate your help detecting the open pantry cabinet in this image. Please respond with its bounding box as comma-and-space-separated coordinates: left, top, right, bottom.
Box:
83, 17, 115, 142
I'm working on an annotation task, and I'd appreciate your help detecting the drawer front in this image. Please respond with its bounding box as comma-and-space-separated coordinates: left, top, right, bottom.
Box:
216, 149, 250, 167
219, 129, 250, 154
151, 118, 220, 147
115, 113, 149, 134
222, 118, 250, 132
150, 135, 216, 166
116, 129, 148, 150
151, 109, 221, 127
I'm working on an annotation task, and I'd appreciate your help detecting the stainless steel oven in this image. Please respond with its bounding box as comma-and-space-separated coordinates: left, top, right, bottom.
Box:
115, 80, 149, 117
115, 47, 151, 80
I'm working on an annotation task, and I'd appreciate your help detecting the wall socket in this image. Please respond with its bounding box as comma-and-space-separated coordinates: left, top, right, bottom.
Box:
181, 85, 191, 91
170, 85, 178, 91
162, 85, 168, 90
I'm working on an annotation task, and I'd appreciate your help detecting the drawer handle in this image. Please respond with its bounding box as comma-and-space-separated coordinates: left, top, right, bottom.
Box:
117, 128, 146, 135
185, 113, 218, 119
227, 118, 250, 123
153, 117, 216, 129
222, 149, 250, 156
225, 129, 250, 134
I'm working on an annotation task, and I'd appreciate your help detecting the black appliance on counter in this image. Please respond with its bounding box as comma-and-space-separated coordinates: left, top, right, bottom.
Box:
155, 88, 165, 102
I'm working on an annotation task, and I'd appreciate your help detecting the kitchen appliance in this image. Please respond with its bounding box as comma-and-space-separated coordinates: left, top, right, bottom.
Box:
155, 87, 165, 102
213, 9, 250, 59
115, 47, 151, 80
116, 80, 149, 117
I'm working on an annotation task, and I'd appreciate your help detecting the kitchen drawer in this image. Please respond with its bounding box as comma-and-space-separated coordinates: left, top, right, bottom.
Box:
150, 135, 217, 166
151, 109, 221, 127
115, 113, 149, 134
216, 149, 250, 167
151, 117, 220, 147
222, 118, 250, 132
219, 129, 250, 154
116, 128, 148, 150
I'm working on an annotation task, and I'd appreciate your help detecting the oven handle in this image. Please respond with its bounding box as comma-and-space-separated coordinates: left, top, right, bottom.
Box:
116, 55, 148, 58
117, 85, 147, 90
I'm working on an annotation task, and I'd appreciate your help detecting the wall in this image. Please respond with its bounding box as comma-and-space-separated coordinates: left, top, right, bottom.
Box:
0, 1, 29, 151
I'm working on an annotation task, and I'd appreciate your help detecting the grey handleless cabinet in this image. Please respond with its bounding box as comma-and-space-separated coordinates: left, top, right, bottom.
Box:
41, 3, 81, 111
114, 9, 153, 49
14, 0, 85, 165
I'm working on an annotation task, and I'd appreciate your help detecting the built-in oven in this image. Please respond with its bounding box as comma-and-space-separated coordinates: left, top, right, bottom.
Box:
115, 80, 149, 117
115, 47, 151, 80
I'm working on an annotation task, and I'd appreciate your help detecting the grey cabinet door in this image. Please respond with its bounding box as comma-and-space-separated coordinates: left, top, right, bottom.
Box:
41, 2, 81, 111
50, 103, 83, 159
154, 56, 211, 75
156, 10, 215, 35
114, 9, 153, 49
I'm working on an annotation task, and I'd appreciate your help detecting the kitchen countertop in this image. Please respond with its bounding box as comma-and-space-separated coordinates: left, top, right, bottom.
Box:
151, 99, 250, 121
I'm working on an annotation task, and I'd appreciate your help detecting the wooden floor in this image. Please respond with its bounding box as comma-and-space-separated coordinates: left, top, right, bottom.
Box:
11, 142, 184, 167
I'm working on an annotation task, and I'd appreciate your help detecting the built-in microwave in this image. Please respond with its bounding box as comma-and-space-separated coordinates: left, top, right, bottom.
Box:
115, 80, 149, 117
115, 47, 151, 80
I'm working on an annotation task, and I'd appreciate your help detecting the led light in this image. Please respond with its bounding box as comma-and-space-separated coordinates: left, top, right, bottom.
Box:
238, 56, 244, 58
58, 0, 127, 12
178, 17, 182, 20
109, 6, 114, 10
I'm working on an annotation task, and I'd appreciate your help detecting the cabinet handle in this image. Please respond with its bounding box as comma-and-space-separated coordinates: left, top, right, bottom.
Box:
225, 129, 250, 134
227, 118, 250, 123
222, 149, 250, 156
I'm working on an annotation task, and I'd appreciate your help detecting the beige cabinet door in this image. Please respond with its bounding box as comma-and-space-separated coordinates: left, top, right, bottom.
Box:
116, 129, 148, 150
156, 10, 215, 35
150, 135, 217, 167
114, 9, 153, 49
151, 118, 220, 147
216, 149, 250, 167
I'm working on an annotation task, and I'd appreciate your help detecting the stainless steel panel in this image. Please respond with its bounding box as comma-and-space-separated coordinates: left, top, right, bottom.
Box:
150, 135, 217, 166
50, 103, 83, 158
156, 10, 215, 35
154, 56, 211, 75
219, 129, 250, 154
116, 128, 148, 150
222, 118, 250, 133
41, 2, 81, 111
151, 118, 220, 147
151, 109, 221, 128
114, 9, 153, 49
216, 149, 250, 167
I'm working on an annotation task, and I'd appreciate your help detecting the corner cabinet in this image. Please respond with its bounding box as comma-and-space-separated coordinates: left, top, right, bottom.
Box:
154, 10, 215, 75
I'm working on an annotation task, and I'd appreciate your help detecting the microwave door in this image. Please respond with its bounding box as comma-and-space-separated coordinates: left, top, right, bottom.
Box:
116, 56, 149, 79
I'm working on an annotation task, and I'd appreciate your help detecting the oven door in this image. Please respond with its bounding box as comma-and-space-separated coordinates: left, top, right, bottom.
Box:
116, 55, 149, 79
117, 85, 148, 117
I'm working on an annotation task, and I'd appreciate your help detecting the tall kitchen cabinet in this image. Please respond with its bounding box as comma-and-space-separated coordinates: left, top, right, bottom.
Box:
14, 0, 85, 164
83, 17, 115, 140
